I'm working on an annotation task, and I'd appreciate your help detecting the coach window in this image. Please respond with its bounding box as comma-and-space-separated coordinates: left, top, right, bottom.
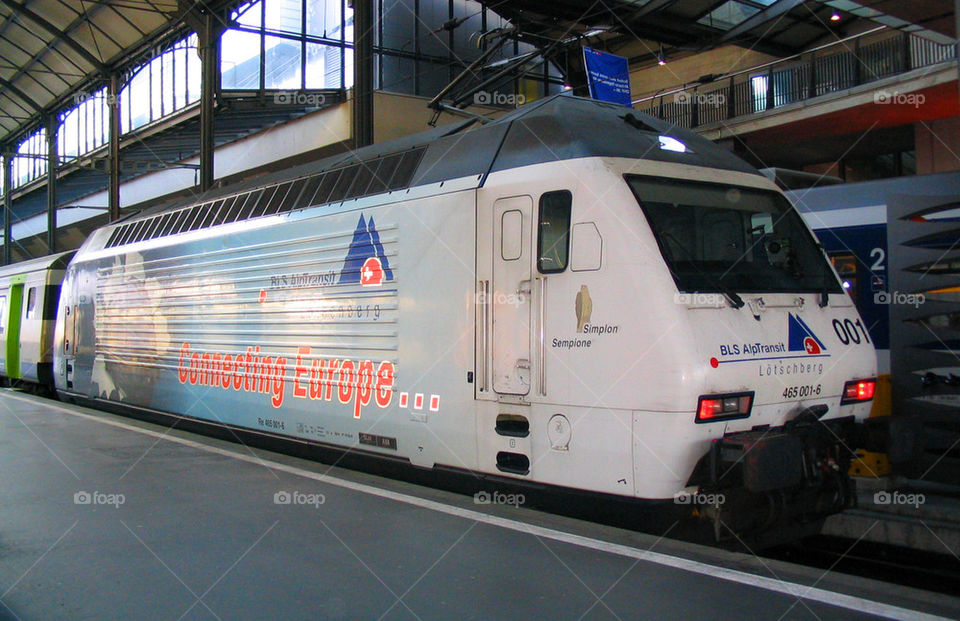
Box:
830, 253, 858, 300
0, 296, 5, 332
538, 191, 572, 273
25, 287, 37, 319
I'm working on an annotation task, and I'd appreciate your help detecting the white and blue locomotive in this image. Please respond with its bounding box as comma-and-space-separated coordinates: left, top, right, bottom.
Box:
1, 95, 877, 538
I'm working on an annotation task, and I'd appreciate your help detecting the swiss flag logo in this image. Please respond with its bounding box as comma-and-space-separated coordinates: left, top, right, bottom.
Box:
804, 337, 821, 355
360, 257, 384, 287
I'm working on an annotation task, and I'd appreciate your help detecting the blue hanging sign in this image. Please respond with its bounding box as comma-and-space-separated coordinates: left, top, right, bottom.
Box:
582, 47, 632, 106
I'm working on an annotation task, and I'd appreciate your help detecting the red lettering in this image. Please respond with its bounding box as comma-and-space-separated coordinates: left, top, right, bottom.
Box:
324, 360, 340, 401
375, 361, 394, 408
201, 352, 215, 385
293, 347, 309, 399
309, 359, 325, 400
221, 354, 233, 389
233, 355, 244, 390
173, 344, 394, 417
353, 360, 374, 418
189, 353, 200, 385
212, 353, 222, 388
271, 357, 286, 408
259, 356, 273, 393
338, 360, 355, 404
243, 348, 254, 391
177, 343, 190, 383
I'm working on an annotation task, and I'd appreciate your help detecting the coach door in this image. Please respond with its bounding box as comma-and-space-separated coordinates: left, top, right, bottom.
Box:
5, 281, 24, 379
491, 196, 533, 396
61, 269, 80, 389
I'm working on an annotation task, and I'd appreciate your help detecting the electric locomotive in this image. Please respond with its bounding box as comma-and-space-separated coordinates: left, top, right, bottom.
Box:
2, 95, 878, 540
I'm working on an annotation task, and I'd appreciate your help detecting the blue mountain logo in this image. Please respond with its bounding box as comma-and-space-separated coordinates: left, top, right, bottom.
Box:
339, 215, 394, 286
788, 313, 826, 355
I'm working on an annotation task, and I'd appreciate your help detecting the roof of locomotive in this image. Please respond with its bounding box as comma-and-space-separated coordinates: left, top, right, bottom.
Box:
334, 92, 761, 186
131, 93, 760, 221
416, 93, 761, 183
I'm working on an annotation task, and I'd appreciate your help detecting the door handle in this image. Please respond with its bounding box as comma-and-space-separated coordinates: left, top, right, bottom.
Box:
478, 280, 489, 392
538, 276, 546, 396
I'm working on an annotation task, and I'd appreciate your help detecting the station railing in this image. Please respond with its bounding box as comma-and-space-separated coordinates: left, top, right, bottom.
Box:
633, 28, 957, 129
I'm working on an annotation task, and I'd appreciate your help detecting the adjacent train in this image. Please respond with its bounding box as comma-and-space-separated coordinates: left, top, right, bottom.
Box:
788, 171, 960, 413
0, 251, 73, 388
0, 94, 878, 540
787, 177, 890, 417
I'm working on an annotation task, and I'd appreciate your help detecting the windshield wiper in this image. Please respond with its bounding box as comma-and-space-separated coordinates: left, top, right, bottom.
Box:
721, 286, 746, 309
717, 275, 745, 309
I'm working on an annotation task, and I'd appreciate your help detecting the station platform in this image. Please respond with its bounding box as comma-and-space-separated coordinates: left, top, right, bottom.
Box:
824, 477, 960, 556
2, 390, 959, 620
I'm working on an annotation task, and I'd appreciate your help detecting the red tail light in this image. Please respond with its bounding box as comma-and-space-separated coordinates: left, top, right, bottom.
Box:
840, 379, 875, 404
696, 392, 753, 423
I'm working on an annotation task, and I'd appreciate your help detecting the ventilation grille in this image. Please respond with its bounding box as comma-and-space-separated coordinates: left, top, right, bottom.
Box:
105, 147, 425, 249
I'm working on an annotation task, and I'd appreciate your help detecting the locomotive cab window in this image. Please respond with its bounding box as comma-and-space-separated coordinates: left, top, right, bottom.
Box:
628, 176, 841, 294
25, 287, 37, 319
537, 191, 572, 273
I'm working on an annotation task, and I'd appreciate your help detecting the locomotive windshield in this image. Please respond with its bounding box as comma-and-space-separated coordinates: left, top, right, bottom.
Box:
628, 176, 841, 294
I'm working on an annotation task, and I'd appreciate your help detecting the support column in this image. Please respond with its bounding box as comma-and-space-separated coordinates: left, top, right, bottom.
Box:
46, 113, 58, 254
198, 11, 220, 192
3, 150, 11, 265
352, 0, 374, 148
108, 74, 121, 222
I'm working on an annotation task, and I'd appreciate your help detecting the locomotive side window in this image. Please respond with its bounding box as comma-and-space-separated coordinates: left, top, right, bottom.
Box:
501, 210, 523, 261
537, 190, 572, 273
25, 287, 37, 319
0, 295, 5, 333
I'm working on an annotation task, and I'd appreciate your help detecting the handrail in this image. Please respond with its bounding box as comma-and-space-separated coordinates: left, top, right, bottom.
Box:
633, 27, 957, 130
632, 26, 889, 105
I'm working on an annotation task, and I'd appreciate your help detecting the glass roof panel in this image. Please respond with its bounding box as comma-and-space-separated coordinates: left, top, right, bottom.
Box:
696, 1, 762, 31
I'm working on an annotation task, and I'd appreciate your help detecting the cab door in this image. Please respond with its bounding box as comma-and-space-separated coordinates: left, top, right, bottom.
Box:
491, 196, 533, 396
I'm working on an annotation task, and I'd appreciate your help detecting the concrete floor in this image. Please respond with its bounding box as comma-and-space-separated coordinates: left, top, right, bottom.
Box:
1, 390, 958, 620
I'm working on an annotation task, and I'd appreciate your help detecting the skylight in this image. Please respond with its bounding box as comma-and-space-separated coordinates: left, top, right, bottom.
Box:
697, 1, 763, 31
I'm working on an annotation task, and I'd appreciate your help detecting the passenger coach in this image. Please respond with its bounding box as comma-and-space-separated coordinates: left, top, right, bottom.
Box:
0, 251, 73, 387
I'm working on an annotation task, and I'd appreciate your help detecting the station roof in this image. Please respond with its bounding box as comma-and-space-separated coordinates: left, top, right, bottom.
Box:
0, 0, 240, 148
483, 0, 955, 63
1, 0, 953, 152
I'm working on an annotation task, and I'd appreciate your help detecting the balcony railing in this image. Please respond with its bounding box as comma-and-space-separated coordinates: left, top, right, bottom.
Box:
634, 28, 956, 130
